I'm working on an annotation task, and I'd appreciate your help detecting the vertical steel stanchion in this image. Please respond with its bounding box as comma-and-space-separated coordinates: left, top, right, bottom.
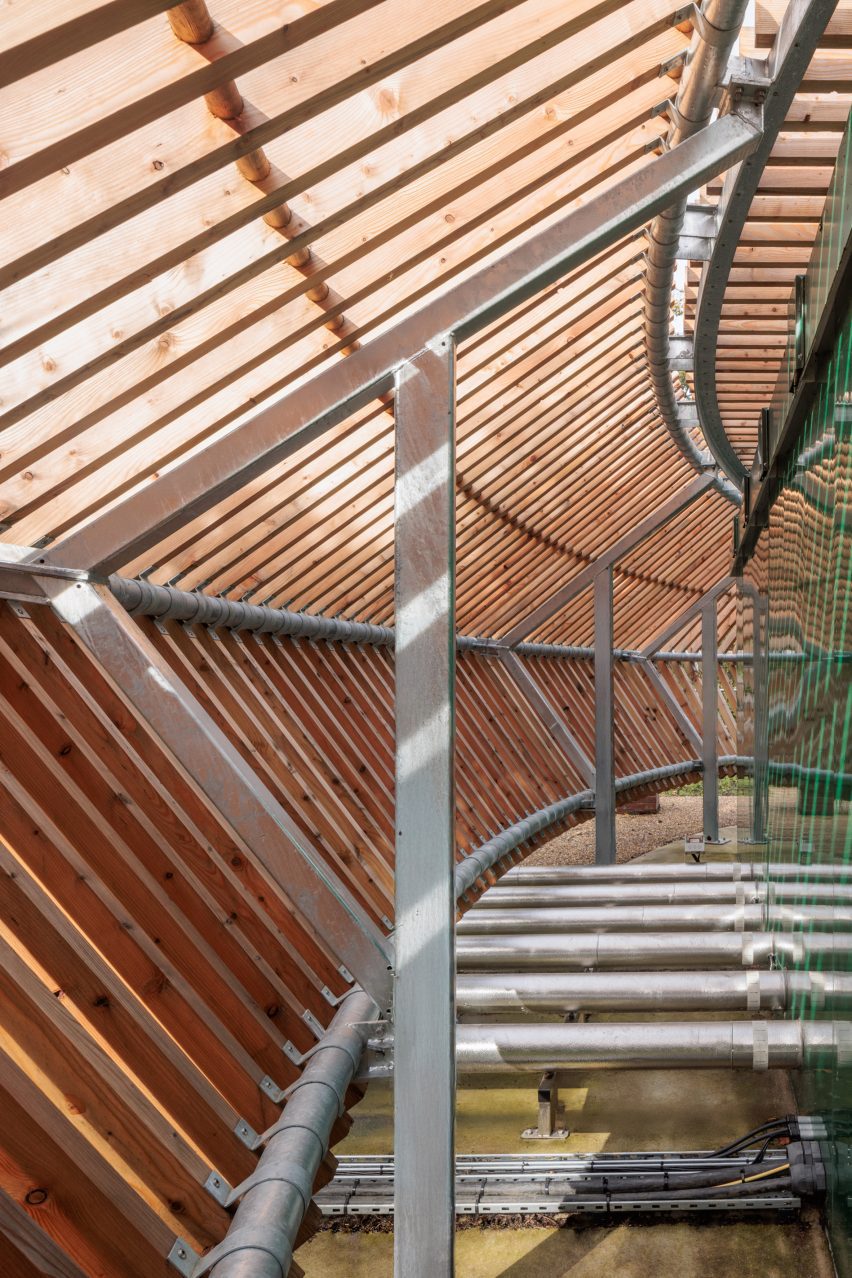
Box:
702, 601, 721, 842
393, 340, 457, 1276
595, 566, 616, 864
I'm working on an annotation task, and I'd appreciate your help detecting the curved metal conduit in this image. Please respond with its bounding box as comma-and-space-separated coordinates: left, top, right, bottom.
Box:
644, 0, 747, 501
454, 755, 744, 900
691, 0, 839, 484
169, 989, 378, 1278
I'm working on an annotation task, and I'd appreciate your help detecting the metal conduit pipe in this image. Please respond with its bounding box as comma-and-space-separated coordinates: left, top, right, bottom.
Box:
452, 758, 750, 901
361, 1020, 852, 1077
455, 970, 852, 1015
643, 0, 747, 502
111, 575, 396, 647
457, 903, 852, 935
499, 862, 850, 885
179, 988, 378, 1278
456, 931, 852, 971
475, 881, 852, 908
110, 578, 689, 662
454, 790, 595, 900
107, 577, 756, 662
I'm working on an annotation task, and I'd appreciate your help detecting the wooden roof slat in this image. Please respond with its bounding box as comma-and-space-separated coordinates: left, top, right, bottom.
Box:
0, 0, 181, 88
0, 0, 386, 201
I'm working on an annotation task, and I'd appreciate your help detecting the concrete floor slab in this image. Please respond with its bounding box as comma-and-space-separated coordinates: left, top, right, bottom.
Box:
298, 823, 837, 1277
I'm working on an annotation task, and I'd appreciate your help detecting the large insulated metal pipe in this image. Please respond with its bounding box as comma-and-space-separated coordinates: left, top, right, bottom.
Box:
455, 970, 852, 1014
456, 931, 852, 971
644, 0, 748, 501
499, 862, 851, 886
362, 1020, 852, 1077
452, 1019, 847, 1072
476, 881, 852, 908
457, 903, 852, 934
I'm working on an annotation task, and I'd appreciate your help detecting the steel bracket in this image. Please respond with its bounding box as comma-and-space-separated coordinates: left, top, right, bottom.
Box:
234, 1118, 260, 1149
203, 1169, 233, 1208
724, 55, 771, 104
259, 1074, 287, 1103
282, 1006, 325, 1063
659, 48, 689, 77
675, 233, 715, 261
669, 337, 694, 372
167, 1223, 293, 1278
224, 1153, 315, 1213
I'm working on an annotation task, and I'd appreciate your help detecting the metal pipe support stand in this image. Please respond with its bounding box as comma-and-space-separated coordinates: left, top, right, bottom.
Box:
521, 1070, 569, 1141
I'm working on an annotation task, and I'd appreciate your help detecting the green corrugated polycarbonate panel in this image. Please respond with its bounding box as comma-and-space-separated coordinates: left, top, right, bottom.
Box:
739, 288, 852, 1274
765, 112, 852, 455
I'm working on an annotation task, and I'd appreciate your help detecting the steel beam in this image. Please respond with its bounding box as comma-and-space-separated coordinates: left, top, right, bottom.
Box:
393, 343, 456, 1278
702, 602, 721, 843
502, 474, 715, 646
594, 568, 615, 865
641, 575, 735, 660
40, 578, 393, 1009
751, 589, 769, 843
639, 658, 702, 754
692, 0, 839, 485
500, 650, 595, 786
40, 113, 760, 577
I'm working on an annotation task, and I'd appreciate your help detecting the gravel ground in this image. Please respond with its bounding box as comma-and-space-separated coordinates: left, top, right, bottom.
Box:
525, 793, 740, 866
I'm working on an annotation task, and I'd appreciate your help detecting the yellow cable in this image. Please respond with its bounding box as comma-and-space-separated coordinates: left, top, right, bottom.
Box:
716, 1162, 790, 1189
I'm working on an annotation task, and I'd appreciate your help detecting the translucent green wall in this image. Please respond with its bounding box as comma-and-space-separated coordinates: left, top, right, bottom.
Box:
738, 110, 852, 1264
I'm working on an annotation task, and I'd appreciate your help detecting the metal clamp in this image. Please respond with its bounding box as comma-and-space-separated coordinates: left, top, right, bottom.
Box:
224, 1153, 315, 1213
282, 1007, 329, 1065
745, 970, 761, 1012
692, 5, 739, 50
659, 48, 690, 77
752, 1021, 770, 1072
834, 1022, 852, 1071
283, 1022, 369, 1077
168, 1223, 293, 1277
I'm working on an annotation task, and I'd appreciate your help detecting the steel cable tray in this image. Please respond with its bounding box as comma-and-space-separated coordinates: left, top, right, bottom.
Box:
316, 1151, 799, 1216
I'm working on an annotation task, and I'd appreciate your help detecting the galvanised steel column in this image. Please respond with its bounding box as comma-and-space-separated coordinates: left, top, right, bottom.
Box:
595, 567, 616, 864
752, 590, 769, 843
702, 600, 720, 842
393, 340, 456, 1277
